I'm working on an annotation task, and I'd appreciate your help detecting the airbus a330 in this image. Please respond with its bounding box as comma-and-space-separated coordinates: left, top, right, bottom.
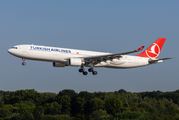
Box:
8, 38, 171, 75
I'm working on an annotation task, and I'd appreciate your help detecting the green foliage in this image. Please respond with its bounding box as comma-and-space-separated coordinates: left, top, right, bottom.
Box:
41, 114, 72, 120
53, 115, 72, 120
41, 115, 54, 120
75, 114, 86, 120
105, 97, 123, 115
60, 95, 71, 115
114, 111, 146, 120
90, 109, 108, 120
3, 104, 13, 113
1, 89, 179, 120
117, 89, 127, 94
5, 89, 43, 106
0, 91, 10, 101
75, 97, 86, 115
33, 106, 44, 120
93, 92, 106, 100
13, 101, 36, 120
79, 91, 95, 101
90, 98, 105, 112
58, 89, 78, 99
43, 102, 61, 115
168, 104, 179, 115
57, 89, 78, 117
0, 100, 3, 108
41, 92, 57, 103
138, 102, 154, 113
0, 108, 12, 119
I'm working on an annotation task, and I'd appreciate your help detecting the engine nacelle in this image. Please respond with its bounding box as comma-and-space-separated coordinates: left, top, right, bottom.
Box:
69, 58, 83, 66
53, 62, 65, 67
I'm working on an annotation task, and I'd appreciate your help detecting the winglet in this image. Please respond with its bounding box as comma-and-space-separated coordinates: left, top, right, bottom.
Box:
137, 46, 145, 51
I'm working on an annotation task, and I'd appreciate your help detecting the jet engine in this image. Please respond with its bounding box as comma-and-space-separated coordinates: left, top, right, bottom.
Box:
53, 62, 65, 67
69, 58, 83, 66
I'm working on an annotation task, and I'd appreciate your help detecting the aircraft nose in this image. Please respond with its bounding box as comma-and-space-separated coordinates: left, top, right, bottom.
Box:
8, 49, 12, 54
8, 49, 10, 53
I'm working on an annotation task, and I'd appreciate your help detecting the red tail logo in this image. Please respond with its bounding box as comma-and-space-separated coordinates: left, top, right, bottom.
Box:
146, 43, 160, 58
136, 38, 166, 59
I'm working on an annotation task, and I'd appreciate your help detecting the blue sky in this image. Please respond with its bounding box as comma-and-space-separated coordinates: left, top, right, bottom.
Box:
0, 0, 178, 93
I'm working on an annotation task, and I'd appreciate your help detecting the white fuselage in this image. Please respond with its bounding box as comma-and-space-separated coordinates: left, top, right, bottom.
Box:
8, 44, 150, 68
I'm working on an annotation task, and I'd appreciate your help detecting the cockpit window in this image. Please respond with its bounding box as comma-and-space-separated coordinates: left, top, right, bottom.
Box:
12, 47, 18, 49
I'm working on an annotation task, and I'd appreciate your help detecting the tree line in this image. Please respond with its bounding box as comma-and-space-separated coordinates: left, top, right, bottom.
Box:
0, 89, 179, 120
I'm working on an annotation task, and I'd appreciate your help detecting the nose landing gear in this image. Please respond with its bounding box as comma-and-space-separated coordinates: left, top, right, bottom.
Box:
22, 58, 26, 66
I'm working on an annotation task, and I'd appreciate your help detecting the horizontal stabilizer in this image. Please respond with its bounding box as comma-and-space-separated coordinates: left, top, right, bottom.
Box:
148, 58, 172, 64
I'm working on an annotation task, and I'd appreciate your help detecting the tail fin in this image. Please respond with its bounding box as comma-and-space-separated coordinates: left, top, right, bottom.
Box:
136, 38, 166, 59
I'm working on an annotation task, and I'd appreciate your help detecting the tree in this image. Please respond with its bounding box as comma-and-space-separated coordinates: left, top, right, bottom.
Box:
75, 97, 86, 115
104, 92, 115, 101
138, 102, 155, 113
41, 92, 57, 103
117, 89, 127, 94
79, 91, 95, 101
2, 104, 13, 113
0, 108, 12, 119
41, 115, 54, 120
90, 98, 105, 112
105, 98, 123, 115
54, 115, 72, 120
58, 89, 78, 99
5, 89, 43, 106
168, 104, 179, 116
60, 95, 71, 114
114, 112, 146, 120
90, 109, 108, 120
33, 106, 44, 120
43, 102, 61, 115
14, 101, 36, 120
0, 100, 3, 108
57, 89, 78, 117
93, 92, 106, 101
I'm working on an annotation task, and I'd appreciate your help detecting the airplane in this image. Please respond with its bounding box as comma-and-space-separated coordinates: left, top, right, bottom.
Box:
8, 38, 171, 75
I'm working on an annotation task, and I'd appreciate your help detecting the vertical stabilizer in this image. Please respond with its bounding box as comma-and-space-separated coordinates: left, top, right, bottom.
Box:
136, 38, 166, 59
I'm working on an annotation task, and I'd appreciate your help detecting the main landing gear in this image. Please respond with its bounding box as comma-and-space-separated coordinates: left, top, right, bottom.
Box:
79, 67, 88, 75
22, 58, 26, 66
88, 68, 97, 75
79, 67, 97, 75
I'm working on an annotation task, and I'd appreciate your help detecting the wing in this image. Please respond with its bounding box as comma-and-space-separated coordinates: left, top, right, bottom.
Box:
83, 46, 145, 65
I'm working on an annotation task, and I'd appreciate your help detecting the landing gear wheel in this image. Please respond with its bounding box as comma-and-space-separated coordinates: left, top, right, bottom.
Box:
79, 69, 84, 72
92, 71, 97, 75
22, 62, 26, 66
88, 68, 93, 72
83, 71, 88, 75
